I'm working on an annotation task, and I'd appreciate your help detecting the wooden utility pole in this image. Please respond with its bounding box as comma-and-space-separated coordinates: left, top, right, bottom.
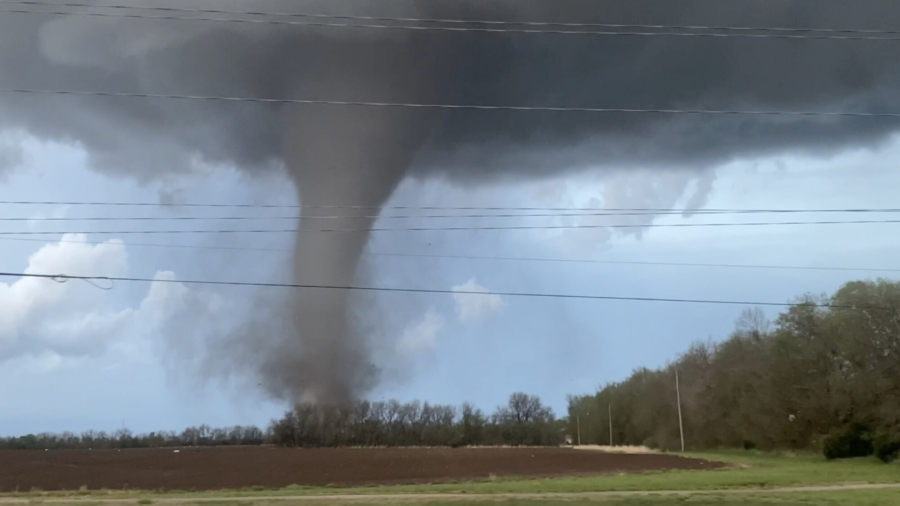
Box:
675, 368, 685, 453
608, 403, 613, 447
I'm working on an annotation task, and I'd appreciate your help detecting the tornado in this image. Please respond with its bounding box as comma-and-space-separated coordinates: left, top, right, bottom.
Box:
0, 0, 899, 404
257, 105, 439, 404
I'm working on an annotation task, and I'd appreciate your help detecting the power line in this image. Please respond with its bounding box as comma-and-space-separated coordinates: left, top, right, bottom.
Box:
0, 235, 289, 253
2, 235, 898, 275
3, 88, 899, 117
3, 218, 900, 235
0, 212, 755, 221
0, 213, 632, 221
3, 200, 900, 214
11, 208, 900, 222
3, 3, 900, 41
372, 252, 900, 274
10, 1, 900, 36
1, 271, 893, 310
0, 199, 306, 209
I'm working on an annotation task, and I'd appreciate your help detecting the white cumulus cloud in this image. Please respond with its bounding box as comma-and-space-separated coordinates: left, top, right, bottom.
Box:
0, 234, 224, 371
396, 309, 446, 357
451, 278, 504, 324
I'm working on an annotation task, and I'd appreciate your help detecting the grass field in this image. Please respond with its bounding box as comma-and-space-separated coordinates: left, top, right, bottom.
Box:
3, 450, 898, 505
8, 491, 900, 505
291, 491, 899, 505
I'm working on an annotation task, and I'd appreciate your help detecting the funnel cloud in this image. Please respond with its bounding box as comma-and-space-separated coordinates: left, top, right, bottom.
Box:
1, 0, 899, 404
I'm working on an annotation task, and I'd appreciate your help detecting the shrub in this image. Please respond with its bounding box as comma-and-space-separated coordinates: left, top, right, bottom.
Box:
822, 423, 873, 460
874, 434, 900, 463
742, 440, 756, 450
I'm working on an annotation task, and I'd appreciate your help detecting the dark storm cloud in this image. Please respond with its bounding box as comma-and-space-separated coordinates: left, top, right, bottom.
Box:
1, 0, 898, 403
2, 0, 898, 178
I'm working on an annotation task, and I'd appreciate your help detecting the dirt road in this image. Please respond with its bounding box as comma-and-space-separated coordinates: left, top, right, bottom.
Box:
1, 484, 899, 504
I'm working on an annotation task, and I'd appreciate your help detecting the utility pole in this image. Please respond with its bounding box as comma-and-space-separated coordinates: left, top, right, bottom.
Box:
608, 403, 613, 447
576, 415, 581, 446
675, 368, 685, 453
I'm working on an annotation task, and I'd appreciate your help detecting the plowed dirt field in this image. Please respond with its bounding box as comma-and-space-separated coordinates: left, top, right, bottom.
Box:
0, 447, 722, 491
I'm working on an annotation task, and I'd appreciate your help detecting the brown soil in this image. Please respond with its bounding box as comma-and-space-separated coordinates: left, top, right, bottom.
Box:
0, 447, 722, 492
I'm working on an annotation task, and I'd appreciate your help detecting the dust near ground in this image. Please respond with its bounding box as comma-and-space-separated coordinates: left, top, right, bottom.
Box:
571, 445, 658, 454
0, 447, 721, 491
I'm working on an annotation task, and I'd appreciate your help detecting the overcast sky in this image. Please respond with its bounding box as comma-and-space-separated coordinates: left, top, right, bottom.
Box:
1, 133, 899, 435
2, 0, 900, 436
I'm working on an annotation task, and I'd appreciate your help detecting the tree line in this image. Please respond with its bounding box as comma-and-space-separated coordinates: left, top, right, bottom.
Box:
567, 279, 900, 462
5, 279, 897, 459
1, 393, 562, 450
270, 393, 560, 447
0, 425, 267, 450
